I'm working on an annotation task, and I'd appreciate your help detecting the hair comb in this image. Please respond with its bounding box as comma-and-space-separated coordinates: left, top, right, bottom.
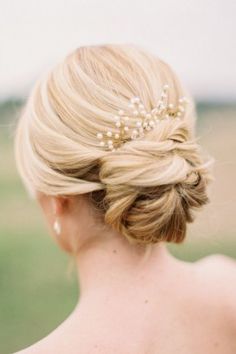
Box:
96, 84, 189, 151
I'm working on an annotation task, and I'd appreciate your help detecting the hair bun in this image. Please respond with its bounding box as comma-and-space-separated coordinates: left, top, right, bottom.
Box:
99, 121, 213, 245
14, 44, 214, 248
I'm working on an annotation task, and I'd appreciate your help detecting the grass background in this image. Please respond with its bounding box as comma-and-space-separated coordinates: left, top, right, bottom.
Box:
0, 100, 235, 353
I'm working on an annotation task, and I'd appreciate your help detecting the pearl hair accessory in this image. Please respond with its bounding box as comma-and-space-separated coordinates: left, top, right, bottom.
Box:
96, 84, 189, 151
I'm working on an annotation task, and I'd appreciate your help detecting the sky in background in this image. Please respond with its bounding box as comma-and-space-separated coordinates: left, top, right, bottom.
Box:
0, 0, 235, 101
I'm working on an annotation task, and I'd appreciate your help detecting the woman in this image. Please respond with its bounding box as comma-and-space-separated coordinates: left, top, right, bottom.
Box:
14, 44, 236, 353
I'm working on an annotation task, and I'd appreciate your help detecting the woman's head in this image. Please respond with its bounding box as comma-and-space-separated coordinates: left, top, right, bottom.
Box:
14, 44, 213, 250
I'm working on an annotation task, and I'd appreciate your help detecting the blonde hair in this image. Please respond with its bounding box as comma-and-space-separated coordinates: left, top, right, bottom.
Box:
14, 44, 214, 246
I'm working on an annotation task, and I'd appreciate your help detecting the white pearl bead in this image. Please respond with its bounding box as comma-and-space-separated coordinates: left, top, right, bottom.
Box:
131, 129, 138, 139
160, 104, 165, 110
178, 105, 185, 112
118, 110, 124, 116
168, 103, 174, 109
97, 133, 103, 139
124, 126, 129, 131
177, 112, 182, 117
149, 120, 155, 127
108, 140, 113, 145
161, 93, 167, 98
131, 97, 140, 104
163, 84, 169, 91
136, 121, 142, 127
115, 122, 121, 127
130, 98, 135, 104
114, 133, 120, 139
107, 131, 112, 137
100, 141, 105, 146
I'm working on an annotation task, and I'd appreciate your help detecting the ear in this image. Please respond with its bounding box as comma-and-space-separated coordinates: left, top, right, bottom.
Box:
51, 196, 68, 216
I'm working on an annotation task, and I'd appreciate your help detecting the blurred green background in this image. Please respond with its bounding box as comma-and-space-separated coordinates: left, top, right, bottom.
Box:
0, 100, 236, 354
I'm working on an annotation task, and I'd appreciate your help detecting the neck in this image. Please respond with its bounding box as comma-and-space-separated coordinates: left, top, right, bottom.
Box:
74, 228, 174, 301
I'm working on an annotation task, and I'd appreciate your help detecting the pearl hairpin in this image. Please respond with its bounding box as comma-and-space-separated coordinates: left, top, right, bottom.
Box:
96, 84, 189, 151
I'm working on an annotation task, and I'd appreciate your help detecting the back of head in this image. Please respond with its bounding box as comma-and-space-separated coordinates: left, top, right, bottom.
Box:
14, 44, 214, 246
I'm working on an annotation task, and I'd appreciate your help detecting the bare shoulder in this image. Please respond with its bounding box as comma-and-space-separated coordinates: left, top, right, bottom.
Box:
14, 342, 46, 354
195, 253, 236, 278
14, 346, 39, 353
13, 333, 56, 354
193, 253, 236, 323
194, 253, 236, 286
